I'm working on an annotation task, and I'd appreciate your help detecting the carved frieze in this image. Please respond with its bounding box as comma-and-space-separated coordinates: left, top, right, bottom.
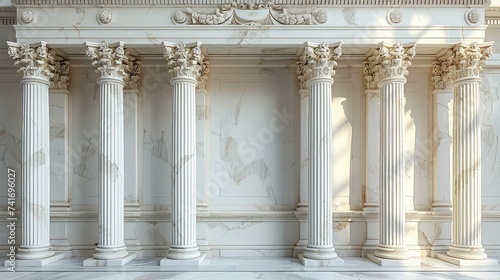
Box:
296, 42, 342, 89
449, 42, 493, 80
85, 41, 127, 78
172, 2, 327, 25
163, 41, 206, 81
7, 41, 55, 80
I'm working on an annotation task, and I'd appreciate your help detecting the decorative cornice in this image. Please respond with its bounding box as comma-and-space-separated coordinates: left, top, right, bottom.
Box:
363, 51, 381, 90
12, 0, 490, 7
7, 41, 54, 80
432, 50, 453, 90
449, 42, 493, 81
296, 41, 342, 88
163, 41, 205, 81
377, 42, 416, 81
172, 3, 327, 25
85, 41, 127, 79
123, 52, 141, 90
50, 59, 70, 90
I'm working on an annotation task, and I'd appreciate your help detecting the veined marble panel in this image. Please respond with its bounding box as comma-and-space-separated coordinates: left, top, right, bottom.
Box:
207, 67, 297, 211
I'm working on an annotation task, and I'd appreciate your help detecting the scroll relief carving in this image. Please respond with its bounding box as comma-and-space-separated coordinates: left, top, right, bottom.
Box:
7, 41, 55, 80
296, 42, 342, 89
172, 2, 327, 25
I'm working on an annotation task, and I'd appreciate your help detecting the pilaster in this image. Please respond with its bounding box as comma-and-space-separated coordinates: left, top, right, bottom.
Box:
160, 41, 206, 266
362, 52, 381, 256
430, 51, 454, 257
296, 41, 344, 267
83, 41, 136, 266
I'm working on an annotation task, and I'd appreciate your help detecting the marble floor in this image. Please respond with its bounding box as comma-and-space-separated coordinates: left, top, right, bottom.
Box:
1, 256, 499, 279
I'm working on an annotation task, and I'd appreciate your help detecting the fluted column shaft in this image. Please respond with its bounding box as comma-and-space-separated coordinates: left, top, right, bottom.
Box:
167, 77, 200, 260
303, 77, 337, 260
447, 77, 486, 260
18, 76, 54, 260
93, 76, 127, 260
375, 77, 410, 260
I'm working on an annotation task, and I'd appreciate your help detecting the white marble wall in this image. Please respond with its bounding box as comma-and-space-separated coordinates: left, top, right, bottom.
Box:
1, 50, 500, 257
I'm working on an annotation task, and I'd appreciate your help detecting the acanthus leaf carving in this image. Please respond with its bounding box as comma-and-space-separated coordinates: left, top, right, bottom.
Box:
173, 2, 327, 25
297, 42, 342, 89
363, 50, 381, 90
7, 41, 55, 80
163, 41, 206, 82
449, 42, 493, 81
50, 59, 70, 90
85, 41, 127, 79
432, 50, 454, 90
377, 42, 416, 80
123, 52, 142, 90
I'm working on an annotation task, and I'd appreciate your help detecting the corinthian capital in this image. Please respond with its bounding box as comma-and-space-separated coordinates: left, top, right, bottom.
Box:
363, 49, 381, 90
51, 59, 70, 90
123, 52, 142, 90
296, 41, 342, 89
377, 42, 416, 80
7, 41, 55, 80
450, 42, 493, 81
432, 50, 454, 90
163, 41, 206, 81
85, 41, 127, 78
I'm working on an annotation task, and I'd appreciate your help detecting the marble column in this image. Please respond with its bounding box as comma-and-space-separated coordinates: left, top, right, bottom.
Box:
368, 42, 419, 266
430, 52, 453, 257
161, 41, 206, 266
6, 41, 64, 265
297, 42, 344, 266
84, 41, 135, 266
361, 52, 381, 256
438, 42, 498, 266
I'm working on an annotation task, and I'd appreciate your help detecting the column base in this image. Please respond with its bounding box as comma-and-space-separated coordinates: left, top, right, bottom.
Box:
160, 253, 206, 266
4, 253, 65, 267
17, 246, 55, 260
166, 246, 201, 260
92, 245, 128, 260
446, 245, 488, 260
303, 246, 338, 260
367, 253, 421, 266
374, 245, 411, 260
298, 254, 344, 267
83, 253, 136, 267
437, 253, 499, 266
